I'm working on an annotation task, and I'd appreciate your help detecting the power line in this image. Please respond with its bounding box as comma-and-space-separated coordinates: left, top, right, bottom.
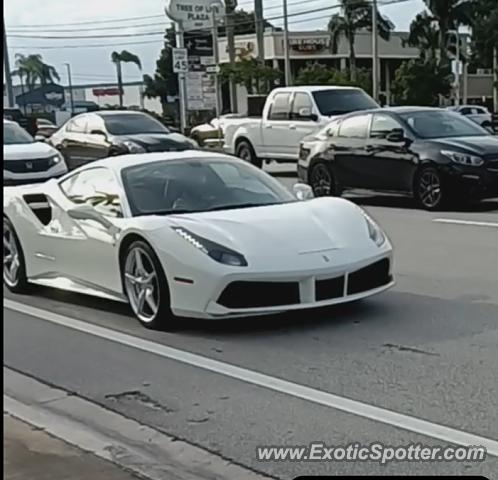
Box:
9, 0, 416, 48
8, 14, 165, 28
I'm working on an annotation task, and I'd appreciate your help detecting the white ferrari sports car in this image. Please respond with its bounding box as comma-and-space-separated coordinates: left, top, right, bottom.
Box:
3, 151, 394, 329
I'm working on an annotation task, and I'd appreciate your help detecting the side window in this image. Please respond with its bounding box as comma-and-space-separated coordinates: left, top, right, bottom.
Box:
85, 115, 105, 134
60, 168, 123, 218
66, 116, 88, 133
291, 93, 313, 120
268, 93, 291, 121
338, 115, 370, 139
460, 107, 472, 115
370, 114, 404, 139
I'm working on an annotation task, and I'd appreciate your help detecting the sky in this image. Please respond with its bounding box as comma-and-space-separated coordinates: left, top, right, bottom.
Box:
4, 0, 426, 87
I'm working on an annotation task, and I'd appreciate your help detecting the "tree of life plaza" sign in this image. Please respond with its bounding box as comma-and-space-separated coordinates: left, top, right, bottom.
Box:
165, 0, 225, 31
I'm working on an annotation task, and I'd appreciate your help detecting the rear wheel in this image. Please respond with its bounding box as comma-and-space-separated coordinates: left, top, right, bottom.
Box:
3, 217, 30, 293
236, 140, 262, 168
415, 167, 446, 210
122, 240, 176, 330
309, 161, 339, 197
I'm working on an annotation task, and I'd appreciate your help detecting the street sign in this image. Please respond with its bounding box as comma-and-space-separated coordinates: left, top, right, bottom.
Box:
165, 0, 224, 31
172, 48, 188, 73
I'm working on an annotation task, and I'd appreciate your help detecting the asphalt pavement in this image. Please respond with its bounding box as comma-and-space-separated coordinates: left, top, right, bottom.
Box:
4, 164, 498, 479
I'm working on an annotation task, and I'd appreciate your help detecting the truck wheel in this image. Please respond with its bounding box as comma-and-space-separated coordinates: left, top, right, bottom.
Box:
236, 141, 262, 169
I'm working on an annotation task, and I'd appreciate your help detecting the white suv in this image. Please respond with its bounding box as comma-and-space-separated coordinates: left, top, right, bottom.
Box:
3, 119, 68, 185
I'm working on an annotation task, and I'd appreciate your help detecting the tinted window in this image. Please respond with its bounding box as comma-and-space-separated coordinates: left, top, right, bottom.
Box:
60, 168, 122, 217
3, 123, 34, 145
474, 107, 487, 114
121, 158, 295, 216
400, 110, 489, 139
291, 93, 313, 119
370, 114, 403, 139
102, 113, 169, 135
67, 116, 88, 133
338, 115, 370, 138
268, 93, 291, 121
312, 89, 378, 116
460, 107, 472, 115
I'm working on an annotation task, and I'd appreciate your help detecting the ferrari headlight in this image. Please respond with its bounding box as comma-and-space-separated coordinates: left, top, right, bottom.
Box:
123, 140, 146, 153
362, 212, 386, 247
172, 227, 248, 267
441, 150, 483, 167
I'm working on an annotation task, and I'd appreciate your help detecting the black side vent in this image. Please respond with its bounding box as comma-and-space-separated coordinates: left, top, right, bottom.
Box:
23, 194, 52, 226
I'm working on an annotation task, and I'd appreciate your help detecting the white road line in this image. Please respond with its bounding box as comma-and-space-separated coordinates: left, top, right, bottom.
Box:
4, 298, 498, 457
433, 219, 498, 228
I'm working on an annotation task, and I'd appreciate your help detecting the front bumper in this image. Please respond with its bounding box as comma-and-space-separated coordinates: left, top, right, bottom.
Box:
169, 249, 394, 319
443, 163, 498, 199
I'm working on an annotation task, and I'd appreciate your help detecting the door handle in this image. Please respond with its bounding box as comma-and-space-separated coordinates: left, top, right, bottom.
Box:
265, 125, 273, 129
289, 124, 297, 130
365, 145, 375, 153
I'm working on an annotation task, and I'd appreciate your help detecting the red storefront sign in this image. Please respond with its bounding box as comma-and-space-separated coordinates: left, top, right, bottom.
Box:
92, 87, 121, 97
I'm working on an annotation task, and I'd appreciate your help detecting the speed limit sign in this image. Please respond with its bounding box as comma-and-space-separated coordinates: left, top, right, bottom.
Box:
172, 48, 188, 73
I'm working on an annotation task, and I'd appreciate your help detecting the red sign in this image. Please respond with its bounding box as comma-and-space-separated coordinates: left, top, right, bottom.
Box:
92, 87, 121, 97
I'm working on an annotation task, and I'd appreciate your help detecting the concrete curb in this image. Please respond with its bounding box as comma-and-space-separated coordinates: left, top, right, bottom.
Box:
4, 367, 274, 480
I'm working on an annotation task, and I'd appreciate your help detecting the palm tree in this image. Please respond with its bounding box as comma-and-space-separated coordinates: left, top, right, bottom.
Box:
405, 12, 440, 62
328, 0, 393, 81
111, 50, 142, 107
14, 54, 60, 90
421, 0, 474, 66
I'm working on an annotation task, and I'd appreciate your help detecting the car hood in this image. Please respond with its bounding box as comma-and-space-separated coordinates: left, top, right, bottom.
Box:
162, 197, 374, 264
431, 136, 498, 156
3, 141, 58, 160
116, 133, 195, 151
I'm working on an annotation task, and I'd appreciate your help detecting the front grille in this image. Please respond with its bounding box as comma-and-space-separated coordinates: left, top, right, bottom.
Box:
347, 259, 391, 296
218, 281, 300, 309
4, 157, 52, 173
316, 275, 345, 301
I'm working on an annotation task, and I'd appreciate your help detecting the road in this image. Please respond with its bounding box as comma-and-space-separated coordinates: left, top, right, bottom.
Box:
4, 164, 498, 479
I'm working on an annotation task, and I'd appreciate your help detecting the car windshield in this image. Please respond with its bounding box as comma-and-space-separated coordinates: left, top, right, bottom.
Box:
312, 89, 379, 116
102, 113, 170, 135
400, 110, 490, 139
3, 122, 35, 145
122, 158, 296, 216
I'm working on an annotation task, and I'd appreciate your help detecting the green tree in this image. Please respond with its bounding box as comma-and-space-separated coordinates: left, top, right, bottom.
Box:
470, 0, 498, 67
391, 59, 452, 106
218, 8, 279, 36
295, 62, 371, 93
219, 58, 281, 94
143, 28, 178, 112
13, 54, 60, 90
404, 12, 440, 62
111, 50, 142, 107
328, 0, 393, 81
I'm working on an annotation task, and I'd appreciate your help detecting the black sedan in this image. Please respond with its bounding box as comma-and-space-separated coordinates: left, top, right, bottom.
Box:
49, 111, 197, 170
298, 107, 498, 210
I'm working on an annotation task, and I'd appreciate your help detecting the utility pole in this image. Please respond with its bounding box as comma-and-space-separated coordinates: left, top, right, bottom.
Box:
64, 63, 75, 116
211, 8, 221, 120
493, 47, 497, 113
254, 0, 265, 64
371, 0, 380, 102
3, 18, 15, 108
283, 0, 291, 86
175, 22, 187, 133
455, 27, 460, 106
226, 0, 237, 112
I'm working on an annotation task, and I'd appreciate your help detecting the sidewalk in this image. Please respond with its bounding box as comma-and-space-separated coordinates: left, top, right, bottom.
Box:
4, 414, 143, 480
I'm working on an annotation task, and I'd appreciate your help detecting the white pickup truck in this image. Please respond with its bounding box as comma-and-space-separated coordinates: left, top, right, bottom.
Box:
222, 85, 379, 167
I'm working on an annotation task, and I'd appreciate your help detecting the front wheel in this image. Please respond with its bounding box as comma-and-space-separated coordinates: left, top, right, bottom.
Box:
3, 217, 30, 293
309, 161, 339, 197
415, 167, 446, 210
122, 240, 176, 330
236, 140, 263, 168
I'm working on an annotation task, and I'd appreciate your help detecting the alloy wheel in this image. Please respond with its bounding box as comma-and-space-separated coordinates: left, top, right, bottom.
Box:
418, 170, 442, 209
124, 247, 160, 323
3, 220, 20, 288
311, 164, 332, 197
